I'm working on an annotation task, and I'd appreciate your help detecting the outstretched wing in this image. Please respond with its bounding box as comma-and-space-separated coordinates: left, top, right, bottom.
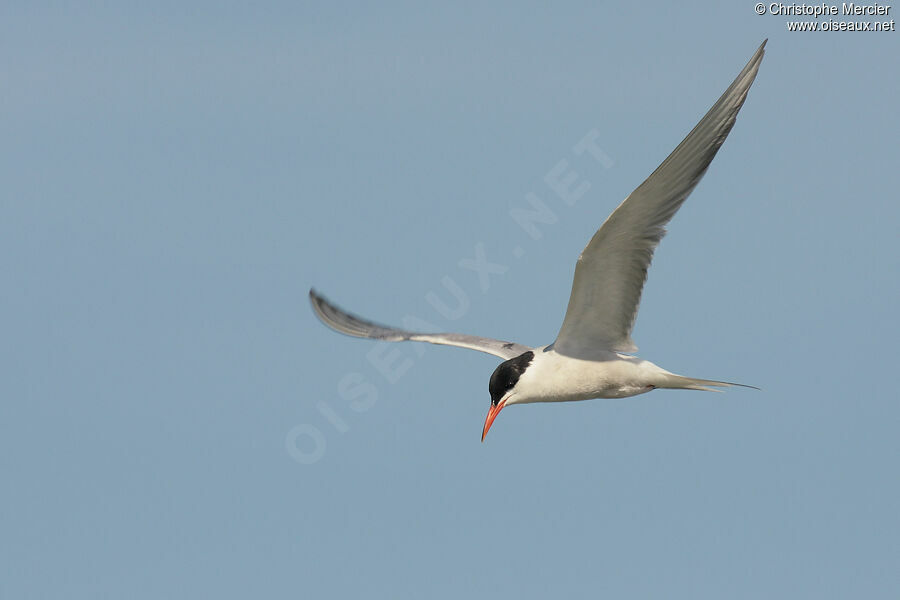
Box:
310, 289, 531, 361
554, 40, 766, 358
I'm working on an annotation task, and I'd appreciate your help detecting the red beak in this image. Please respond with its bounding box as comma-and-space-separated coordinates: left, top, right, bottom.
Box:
481, 399, 506, 442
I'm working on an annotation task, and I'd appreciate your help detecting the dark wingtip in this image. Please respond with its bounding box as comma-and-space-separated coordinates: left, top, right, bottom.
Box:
308, 287, 321, 310
308, 288, 332, 325
730, 382, 762, 391
756, 40, 767, 62
751, 40, 767, 64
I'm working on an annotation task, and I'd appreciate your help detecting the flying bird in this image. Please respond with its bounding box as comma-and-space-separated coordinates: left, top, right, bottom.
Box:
310, 40, 766, 441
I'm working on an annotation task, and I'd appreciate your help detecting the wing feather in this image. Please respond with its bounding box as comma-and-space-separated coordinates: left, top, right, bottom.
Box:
554, 40, 766, 358
310, 289, 530, 361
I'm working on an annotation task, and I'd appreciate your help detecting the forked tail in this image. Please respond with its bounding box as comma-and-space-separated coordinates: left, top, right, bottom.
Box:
660, 374, 760, 393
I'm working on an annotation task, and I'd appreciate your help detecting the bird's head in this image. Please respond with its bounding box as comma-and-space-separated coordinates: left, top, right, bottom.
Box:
482, 351, 534, 441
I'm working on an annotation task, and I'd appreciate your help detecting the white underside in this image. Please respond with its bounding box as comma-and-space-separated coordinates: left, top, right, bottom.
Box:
504, 345, 676, 405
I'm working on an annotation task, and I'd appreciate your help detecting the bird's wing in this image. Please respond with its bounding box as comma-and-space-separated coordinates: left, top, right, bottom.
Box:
553, 40, 766, 358
310, 289, 531, 361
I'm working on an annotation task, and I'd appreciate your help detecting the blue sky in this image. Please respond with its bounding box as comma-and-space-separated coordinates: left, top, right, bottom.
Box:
2, 3, 898, 598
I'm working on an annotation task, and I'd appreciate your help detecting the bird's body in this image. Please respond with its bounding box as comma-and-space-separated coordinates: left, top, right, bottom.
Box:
310, 40, 767, 440
494, 347, 737, 405
504, 347, 660, 403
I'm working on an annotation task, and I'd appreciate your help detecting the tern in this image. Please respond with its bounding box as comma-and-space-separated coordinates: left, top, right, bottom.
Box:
310, 40, 765, 441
